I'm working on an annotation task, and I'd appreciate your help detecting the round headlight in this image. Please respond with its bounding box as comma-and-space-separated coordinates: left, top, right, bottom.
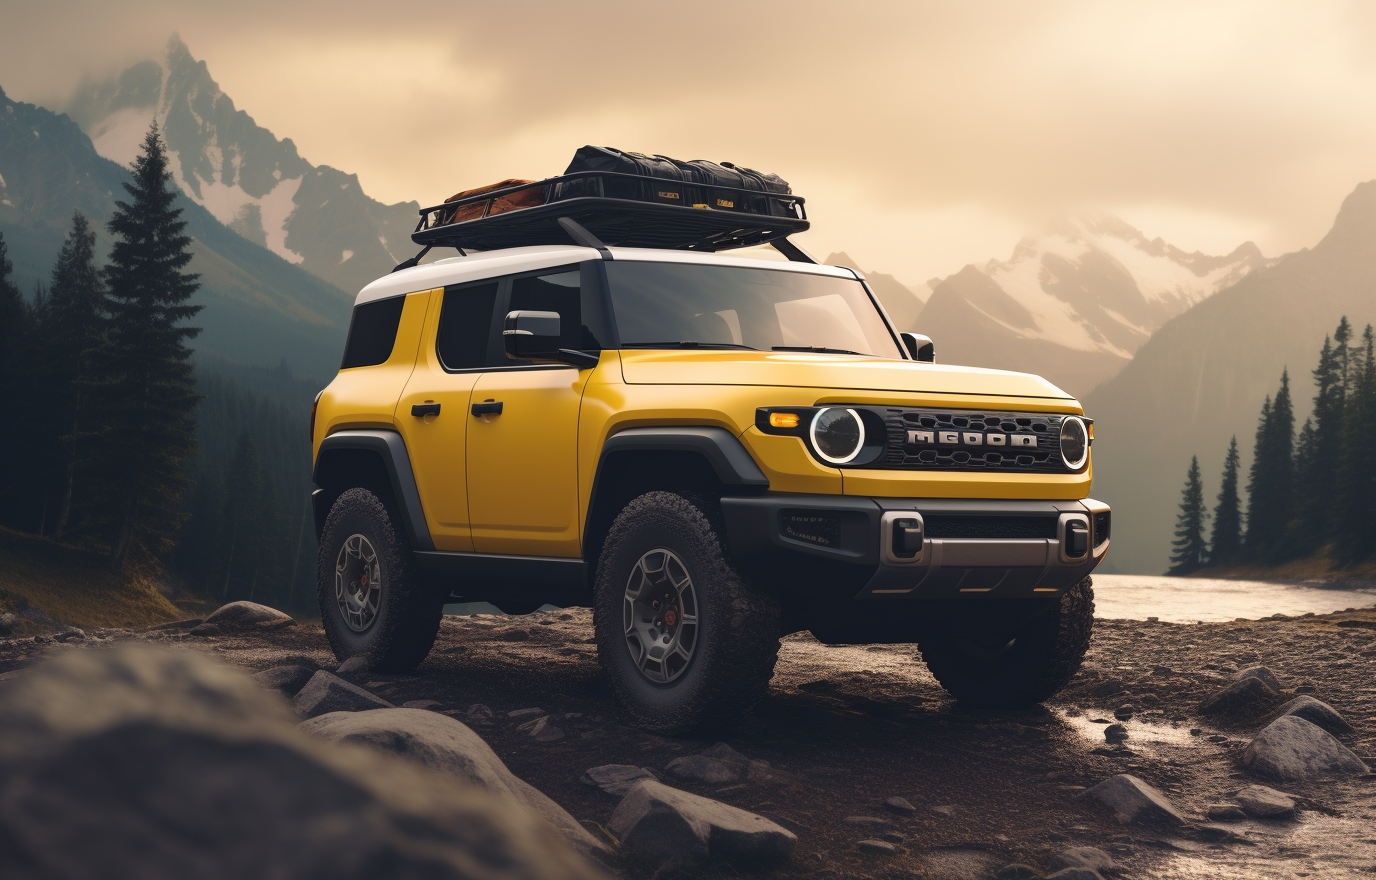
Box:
810, 408, 865, 464
1059, 416, 1089, 470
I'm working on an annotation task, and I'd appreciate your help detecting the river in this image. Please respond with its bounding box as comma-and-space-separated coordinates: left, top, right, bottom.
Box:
1092, 573, 1376, 622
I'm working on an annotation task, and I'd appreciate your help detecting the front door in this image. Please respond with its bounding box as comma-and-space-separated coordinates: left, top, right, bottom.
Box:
467, 265, 596, 557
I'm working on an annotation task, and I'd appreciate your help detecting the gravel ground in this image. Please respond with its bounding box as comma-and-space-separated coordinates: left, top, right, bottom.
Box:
4, 599, 1376, 879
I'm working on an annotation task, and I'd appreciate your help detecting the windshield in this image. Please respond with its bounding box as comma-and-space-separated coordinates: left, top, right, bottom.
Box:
604, 261, 903, 358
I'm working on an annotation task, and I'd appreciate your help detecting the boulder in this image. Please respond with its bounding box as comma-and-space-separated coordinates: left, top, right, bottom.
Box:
701, 742, 750, 767
857, 839, 898, 854
203, 601, 294, 629
1104, 723, 1128, 743
1083, 774, 1189, 826
1270, 696, 1353, 735
302, 708, 608, 860
884, 796, 917, 814
291, 671, 395, 718
0, 644, 607, 880
1197, 676, 1281, 716
252, 665, 315, 698
1055, 847, 1114, 873
1234, 666, 1282, 691
336, 656, 370, 676
665, 754, 743, 785
1046, 870, 1104, 880
608, 779, 795, 866
1241, 716, 1367, 782
1206, 803, 1246, 821
582, 765, 657, 798
1235, 785, 1296, 819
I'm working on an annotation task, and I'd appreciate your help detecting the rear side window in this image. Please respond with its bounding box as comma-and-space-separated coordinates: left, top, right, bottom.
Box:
340, 295, 406, 369
436, 282, 500, 369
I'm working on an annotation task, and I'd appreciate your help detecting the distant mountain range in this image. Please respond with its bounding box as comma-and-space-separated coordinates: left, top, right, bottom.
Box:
63, 36, 419, 296
914, 216, 1269, 398
0, 83, 351, 381
1086, 182, 1376, 575
824, 252, 929, 333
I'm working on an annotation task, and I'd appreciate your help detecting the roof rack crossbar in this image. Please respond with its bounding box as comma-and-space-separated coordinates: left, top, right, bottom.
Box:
771, 237, 817, 264
557, 216, 613, 260
391, 243, 433, 273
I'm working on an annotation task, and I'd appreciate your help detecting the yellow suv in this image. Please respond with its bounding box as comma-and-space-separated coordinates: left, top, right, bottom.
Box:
310, 188, 1109, 734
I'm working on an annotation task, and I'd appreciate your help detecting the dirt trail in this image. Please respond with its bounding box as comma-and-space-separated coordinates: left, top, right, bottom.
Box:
4, 604, 1376, 879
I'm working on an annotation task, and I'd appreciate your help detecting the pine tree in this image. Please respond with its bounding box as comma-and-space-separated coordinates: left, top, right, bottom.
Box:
1209, 436, 1243, 566
1335, 326, 1376, 562
1245, 371, 1295, 560
0, 232, 34, 521
42, 213, 108, 540
96, 122, 204, 571
1170, 456, 1209, 574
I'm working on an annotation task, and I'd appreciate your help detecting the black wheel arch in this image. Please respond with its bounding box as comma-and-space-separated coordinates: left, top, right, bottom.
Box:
583, 426, 769, 575
312, 430, 435, 551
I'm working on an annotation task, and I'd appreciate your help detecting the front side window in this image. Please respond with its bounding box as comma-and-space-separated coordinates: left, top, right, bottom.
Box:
436, 282, 499, 369
604, 262, 901, 358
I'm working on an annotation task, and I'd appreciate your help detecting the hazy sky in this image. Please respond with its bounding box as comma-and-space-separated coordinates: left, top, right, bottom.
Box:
5, 0, 1376, 286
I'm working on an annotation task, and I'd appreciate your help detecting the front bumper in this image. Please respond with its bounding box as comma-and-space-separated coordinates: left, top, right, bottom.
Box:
720, 493, 1109, 600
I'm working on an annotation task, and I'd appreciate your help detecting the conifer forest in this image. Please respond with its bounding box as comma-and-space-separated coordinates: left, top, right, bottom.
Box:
1170, 316, 1376, 574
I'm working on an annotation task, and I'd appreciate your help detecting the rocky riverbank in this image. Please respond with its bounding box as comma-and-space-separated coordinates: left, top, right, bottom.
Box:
4, 597, 1376, 879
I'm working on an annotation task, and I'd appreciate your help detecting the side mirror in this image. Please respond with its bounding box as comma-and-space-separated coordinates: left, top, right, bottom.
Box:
901, 332, 935, 363
503, 310, 600, 368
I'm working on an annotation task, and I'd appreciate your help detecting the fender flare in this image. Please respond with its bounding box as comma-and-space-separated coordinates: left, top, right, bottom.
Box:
312, 430, 435, 551
596, 426, 769, 488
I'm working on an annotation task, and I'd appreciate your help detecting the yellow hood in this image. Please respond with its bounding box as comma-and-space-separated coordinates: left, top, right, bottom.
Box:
618, 350, 1074, 401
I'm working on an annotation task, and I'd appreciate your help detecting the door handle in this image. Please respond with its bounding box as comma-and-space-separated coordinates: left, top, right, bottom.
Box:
411, 403, 441, 417
471, 400, 504, 417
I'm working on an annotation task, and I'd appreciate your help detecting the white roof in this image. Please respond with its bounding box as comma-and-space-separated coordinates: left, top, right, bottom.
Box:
354, 245, 859, 305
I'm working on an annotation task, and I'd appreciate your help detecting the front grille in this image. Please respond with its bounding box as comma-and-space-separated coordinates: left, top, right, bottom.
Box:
923, 515, 1058, 539
872, 408, 1078, 474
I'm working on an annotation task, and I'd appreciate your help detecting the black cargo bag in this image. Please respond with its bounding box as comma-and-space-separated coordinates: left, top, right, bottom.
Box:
557, 146, 794, 217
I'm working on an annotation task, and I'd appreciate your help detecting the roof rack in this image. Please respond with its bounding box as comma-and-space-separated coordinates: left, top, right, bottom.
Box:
410, 171, 809, 253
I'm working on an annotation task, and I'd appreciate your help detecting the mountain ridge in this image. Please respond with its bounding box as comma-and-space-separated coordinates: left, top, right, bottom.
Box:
64, 35, 418, 295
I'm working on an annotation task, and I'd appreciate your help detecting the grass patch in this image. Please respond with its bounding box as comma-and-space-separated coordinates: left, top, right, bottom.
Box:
0, 526, 183, 630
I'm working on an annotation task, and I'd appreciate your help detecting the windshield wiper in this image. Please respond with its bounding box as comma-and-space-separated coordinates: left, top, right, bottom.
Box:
623, 342, 758, 350
772, 345, 865, 355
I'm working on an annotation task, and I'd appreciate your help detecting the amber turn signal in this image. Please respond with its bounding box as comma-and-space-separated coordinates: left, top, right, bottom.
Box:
769, 412, 800, 429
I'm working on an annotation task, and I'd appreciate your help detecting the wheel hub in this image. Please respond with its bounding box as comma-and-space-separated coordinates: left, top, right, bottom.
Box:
335, 533, 381, 633
622, 548, 699, 684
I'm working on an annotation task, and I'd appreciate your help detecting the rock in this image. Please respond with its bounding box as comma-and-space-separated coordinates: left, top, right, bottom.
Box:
508, 707, 545, 719
930, 804, 956, 816
302, 708, 608, 860
879, 830, 905, 843
844, 816, 897, 830
0, 644, 605, 880
665, 754, 743, 785
1198, 676, 1280, 716
466, 704, 495, 724
884, 795, 917, 814
1270, 696, 1353, 735
1084, 774, 1189, 826
203, 601, 294, 629
996, 866, 1046, 880
252, 665, 315, 698
1113, 705, 1134, 721
1241, 716, 1368, 782
608, 779, 795, 866
1055, 846, 1114, 873
1235, 784, 1297, 819
1193, 823, 1240, 842
857, 839, 898, 854
582, 764, 657, 797
1045, 870, 1104, 880
0, 612, 15, 636
517, 715, 565, 742
291, 671, 395, 718
1234, 666, 1282, 691
701, 742, 750, 767
1104, 723, 1128, 744
336, 656, 370, 676
402, 700, 442, 710
187, 623, 221, 637
54, 628, 86, 643
1206, 803, 1246, 821
1207, 734, 1230, 743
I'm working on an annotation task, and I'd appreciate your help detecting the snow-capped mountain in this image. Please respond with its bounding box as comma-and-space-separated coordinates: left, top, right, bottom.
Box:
63, 35, 418, 295
916, 215, 1270, 396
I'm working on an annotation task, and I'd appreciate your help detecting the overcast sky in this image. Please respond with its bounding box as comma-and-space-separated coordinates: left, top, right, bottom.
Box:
4, 0, 1376, 286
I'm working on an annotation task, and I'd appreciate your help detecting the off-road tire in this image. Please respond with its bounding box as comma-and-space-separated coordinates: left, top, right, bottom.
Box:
317, 487, 444, 673
594, 491, 781, 734
918, 576, 1095, 708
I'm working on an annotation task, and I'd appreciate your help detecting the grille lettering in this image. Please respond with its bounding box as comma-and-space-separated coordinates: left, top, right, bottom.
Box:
963, 432, 982, 445
907, 430, 934, 444
1009, 434, 1037, 447
987, 434, 1006, 446
939, 431, 959, 444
